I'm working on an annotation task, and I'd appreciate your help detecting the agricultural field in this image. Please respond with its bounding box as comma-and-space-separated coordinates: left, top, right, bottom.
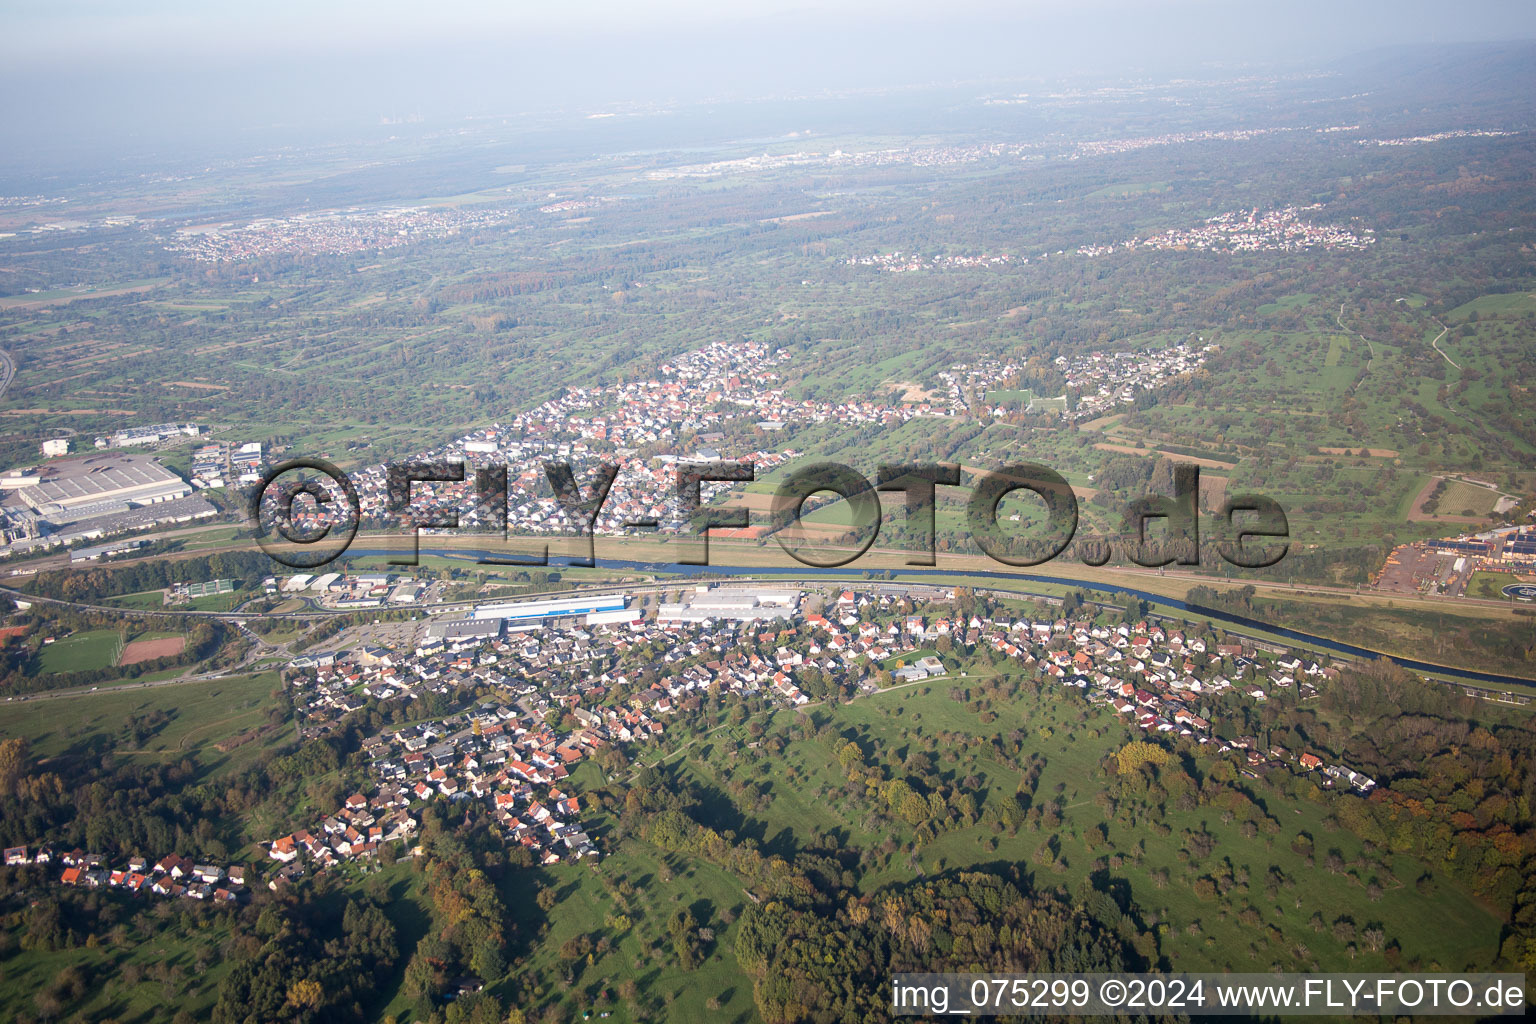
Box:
1428, 478, 1503, 518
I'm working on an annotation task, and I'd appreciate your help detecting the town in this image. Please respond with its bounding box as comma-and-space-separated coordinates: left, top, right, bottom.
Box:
1076, 205, 1376, 257
8, 575, 1384, 901
330, 337, 1212, 537
842, 251, 1020, 273
338, 339, 948, 537
247, 580, 1375, 883
3, 332, 1225, 563
163, 204, 521, 262
1055, 341, 1215, 421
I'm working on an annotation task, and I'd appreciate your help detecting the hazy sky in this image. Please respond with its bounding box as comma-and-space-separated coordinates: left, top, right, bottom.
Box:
1, 1, 1533, 165
5, 0, 1533, 63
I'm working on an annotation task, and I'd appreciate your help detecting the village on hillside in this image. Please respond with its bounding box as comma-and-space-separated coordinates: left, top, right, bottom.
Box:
8, 578, 1385, 902
253, 581, 1377, 884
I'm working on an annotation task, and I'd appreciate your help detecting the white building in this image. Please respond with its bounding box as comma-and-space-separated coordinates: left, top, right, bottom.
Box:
656, 586, 799, 624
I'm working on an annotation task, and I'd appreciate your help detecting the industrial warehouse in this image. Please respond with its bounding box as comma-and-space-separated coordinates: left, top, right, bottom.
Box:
656, 586, 799, 624
0, 454, 215, 555
4, 454, 191, 511
470, 594, 633, 624
427, 595, 643, 640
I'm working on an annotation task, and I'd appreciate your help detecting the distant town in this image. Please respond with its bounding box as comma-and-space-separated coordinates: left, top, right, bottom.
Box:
164, 204, 521, 262
1076, 205, 1376, 257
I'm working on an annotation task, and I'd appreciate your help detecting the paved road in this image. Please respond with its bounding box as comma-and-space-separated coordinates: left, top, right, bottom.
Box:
6, 619, 316, 704
0, 583, 324, 621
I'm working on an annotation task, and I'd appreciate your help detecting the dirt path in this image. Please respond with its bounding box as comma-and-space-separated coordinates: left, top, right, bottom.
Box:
1430, 318, 1462, 370
1091, 443, 1236, 470
1339, 303, 1377, 393
1405, 475, 1442, 520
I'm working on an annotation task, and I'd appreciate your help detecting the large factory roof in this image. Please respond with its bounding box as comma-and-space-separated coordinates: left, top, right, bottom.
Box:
656, 587, 799, 623
471, 594, 627, 622
6, 454, 189, 511
427, 617, 504, 641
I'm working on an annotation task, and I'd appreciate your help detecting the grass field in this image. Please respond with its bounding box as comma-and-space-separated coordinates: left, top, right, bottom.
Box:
0, 671, 285, 778
1256, 293, 1316, 314
1243, 594, 1536, 676
985, 387, 1033, 404
1086, 181, 1170, 199
1446, 290, 1536, 319
1467, 568, 1520, 600
0, 277, 169, 308
984, 388, 1067, 414
177, 589, 247, 612
106, 589, 168, 610
477, 842, 761, 1024
881, 646, 940, 669
173, 526, 249, 551
1323, 333, 1348, 367
0, 904, 239, 1022
674, 682, 1504, 973
35, 629, 120, 674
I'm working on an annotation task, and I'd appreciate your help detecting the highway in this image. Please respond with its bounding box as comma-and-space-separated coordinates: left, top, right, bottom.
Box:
0, 583, 324, 621
9, 564, 1535, 708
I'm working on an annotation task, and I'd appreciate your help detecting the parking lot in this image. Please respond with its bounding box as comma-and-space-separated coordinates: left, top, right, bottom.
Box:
333, 618, 427, 652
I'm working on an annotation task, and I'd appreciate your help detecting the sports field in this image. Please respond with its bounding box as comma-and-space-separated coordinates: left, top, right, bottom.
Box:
35, 630, 120, 674
119, 635, 187, 665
